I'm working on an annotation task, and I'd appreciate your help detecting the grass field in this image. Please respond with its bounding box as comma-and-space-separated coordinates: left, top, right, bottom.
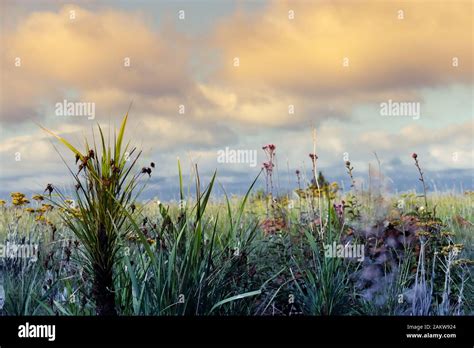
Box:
0, 115, 472, 316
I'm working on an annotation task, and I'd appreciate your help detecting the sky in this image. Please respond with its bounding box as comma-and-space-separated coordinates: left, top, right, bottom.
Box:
0, 0, 472, 201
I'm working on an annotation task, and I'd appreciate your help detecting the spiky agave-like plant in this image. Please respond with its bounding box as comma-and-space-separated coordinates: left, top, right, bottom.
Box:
42, 112, 148, 315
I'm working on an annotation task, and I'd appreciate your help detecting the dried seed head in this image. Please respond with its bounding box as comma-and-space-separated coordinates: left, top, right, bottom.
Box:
44, 184, 54, 195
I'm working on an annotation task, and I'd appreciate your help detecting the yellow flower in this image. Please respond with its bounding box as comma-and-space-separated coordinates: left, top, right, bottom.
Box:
441, 231, 455, 237
454, 259, 474, 266
415, 230, 431, 237
32, 194, 44, 201
440, 244, 463, 256
0, 199, 6, 206
41, 204, 53, 212
127, 234, 138, 242
12, 199, 22, 206
25, 208, 35, 213
11, 193, 29, 206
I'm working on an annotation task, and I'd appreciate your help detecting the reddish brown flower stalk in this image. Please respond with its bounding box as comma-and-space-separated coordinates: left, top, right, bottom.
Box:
309, 153, 318, 184
412, 153, 429, 210
295, 169, 301, 190
345, 160, 356, 188
262, 144, 276, 196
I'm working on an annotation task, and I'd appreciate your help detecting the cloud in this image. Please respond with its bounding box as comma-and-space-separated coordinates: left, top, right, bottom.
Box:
0, 1, 472, 199
213, 0, 472, 96
1, 5, 193, 123
358, 120, 474, 170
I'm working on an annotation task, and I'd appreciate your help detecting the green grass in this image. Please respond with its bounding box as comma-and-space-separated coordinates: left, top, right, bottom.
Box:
0, 190, 472, 316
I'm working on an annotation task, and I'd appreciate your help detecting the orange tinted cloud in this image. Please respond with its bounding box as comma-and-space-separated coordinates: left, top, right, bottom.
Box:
213, 0, 472, 95
1, 5, 192, 122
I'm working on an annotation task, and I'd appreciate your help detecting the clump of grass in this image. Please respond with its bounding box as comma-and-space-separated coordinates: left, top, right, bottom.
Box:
41, 112, 149, 315
115, 161, 265, 315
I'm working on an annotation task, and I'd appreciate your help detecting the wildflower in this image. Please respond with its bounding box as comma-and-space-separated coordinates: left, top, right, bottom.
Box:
147, 238, 156, 245
0, 199, 6, 206
418, 206, 425, 213
440, 245, 452, 255
11, 193, 29, 206
345, 160, 356, 188
333, 203, 344, 219
309, 153, 318, 161
35, 215, 46, 222
262, 144, 276, 199
141, 167, 152, 177
71, 208, 81, 218
41, 203, 53, 211
441, 244, 463, 256
44, 184, 54, 196
415, 230, 431, 237
262, 144, 276, 152
261, 218, 286, 235
262, 161, 274, 172
127, 234, 138, 242
295, 170, 301, 189
412, 153, 418, 159
440, 231, 455, 237
32, 194, 44, 201
25, 208, 35, 213
454, 259, 474, 267
262, 145, 276, 161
